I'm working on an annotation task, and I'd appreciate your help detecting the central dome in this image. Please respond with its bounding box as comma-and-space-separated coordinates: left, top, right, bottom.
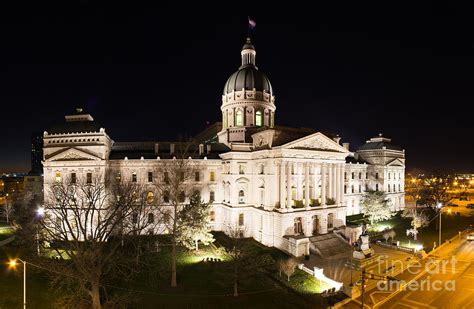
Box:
223, 66, 272, 95
222, 37, 273, 96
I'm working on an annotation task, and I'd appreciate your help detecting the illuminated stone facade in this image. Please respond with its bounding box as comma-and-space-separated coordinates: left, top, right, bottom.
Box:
42, 37, 405, 256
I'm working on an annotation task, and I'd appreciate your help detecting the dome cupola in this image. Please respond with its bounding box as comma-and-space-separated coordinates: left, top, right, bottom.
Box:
219, 37, 276, 145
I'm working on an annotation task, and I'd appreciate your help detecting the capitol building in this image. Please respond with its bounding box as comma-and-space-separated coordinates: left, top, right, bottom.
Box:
42, 37, 405, 257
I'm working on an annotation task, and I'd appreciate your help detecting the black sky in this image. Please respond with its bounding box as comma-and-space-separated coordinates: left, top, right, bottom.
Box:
1, 2, 473, 173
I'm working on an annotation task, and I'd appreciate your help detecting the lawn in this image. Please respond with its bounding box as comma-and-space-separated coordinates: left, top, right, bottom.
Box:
0, 233, 321, 308
359, 211, 473, 252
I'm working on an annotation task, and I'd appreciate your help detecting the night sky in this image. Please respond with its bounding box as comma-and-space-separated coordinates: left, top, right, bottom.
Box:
1, 2, 473, 173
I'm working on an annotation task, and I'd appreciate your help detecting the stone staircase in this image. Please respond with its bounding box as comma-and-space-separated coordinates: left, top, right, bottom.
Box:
309, 233, 352, 258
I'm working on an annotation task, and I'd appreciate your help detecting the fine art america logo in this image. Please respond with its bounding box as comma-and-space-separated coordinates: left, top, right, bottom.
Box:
375, 255, 457, 292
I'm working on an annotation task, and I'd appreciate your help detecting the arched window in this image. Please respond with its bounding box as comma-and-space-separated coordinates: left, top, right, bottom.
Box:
147, 192, 154, 204
238, 190, 245, 204
255, 111, 262, 126
236, 110, 243, 126
259, 164, 265, 175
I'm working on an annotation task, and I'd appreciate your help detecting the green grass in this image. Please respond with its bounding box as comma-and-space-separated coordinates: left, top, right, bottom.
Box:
0, 233, 320, 308
274, 269, 331, 294
370, 212, 473, 252
0, 226, 14, 241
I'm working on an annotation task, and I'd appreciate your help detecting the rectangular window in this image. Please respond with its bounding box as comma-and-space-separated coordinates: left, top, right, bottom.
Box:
163, 191, 169, 203
351, 185, 354, 193
359, 184, 362, 193
375, 173, 379, 179
86, 173, 92, 184
344, 172, 347, 180
344, 185, 347, 194
239, 164, 245, 175
195, 171, 200, 182
132, 172, 137, 183
148, 172, 153, 182
359, 172, 362, 179
179, 191, 185, 203
351, 172, 355, 179
239, 213, 244, 226
209, 171, 215, 181
70, 173, 76, 184
209, 191, 215, 202
366, 173, 368, 179
210, 211, 215, 222
164, 172, 169, 184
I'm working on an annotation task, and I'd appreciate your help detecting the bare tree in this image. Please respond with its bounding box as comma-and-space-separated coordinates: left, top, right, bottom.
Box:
41, 174, 158, 309
223, 224, 274, 297
155, 143, 203, 287
280, 258, 298, 282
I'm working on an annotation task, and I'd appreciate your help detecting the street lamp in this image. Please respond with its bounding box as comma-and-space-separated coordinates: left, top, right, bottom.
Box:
35, 206, 45, 256
437, 203, 443, 247
8, 258, 27, 309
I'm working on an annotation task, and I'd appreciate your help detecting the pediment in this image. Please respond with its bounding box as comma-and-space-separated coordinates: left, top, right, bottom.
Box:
46, 147, 101, 161
281, 132, 349, 153
386, 158, 405, 167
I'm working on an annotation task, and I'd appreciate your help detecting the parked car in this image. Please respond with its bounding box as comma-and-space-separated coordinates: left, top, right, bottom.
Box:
466, 204, 474, 209
467, 233, 474, 241
448, 202, 459, 207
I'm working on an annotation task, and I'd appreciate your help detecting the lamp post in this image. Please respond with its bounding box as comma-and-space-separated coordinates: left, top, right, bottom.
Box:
437, 203, 442, 247
9, 258, 27, 309
36, 207, 45, 256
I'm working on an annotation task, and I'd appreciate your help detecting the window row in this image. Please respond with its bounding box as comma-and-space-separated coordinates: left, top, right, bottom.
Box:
55, 172, 92, 184
48, 138, 100, 144
118, 171, 216, 183
144, 190, 215, 204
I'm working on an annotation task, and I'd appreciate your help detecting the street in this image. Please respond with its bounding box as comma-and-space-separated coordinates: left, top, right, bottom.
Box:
343, 230, 473, 308
374, 238, 474, 308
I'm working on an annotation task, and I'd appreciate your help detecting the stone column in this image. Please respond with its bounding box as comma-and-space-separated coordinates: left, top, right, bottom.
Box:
305, 162, 310, 209
328, 163, 333, 200
336, 164, 341, 205
296, 163, 302, 201
287, 163, 292, 209
313, 164, 318, 199
321, 163, 327, 207
332, 164, 337, 201
279, 163, 285, 209
339, 163, 345, 204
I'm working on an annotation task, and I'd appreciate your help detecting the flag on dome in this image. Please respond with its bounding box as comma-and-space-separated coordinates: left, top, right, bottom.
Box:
248, 17, 256, 29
